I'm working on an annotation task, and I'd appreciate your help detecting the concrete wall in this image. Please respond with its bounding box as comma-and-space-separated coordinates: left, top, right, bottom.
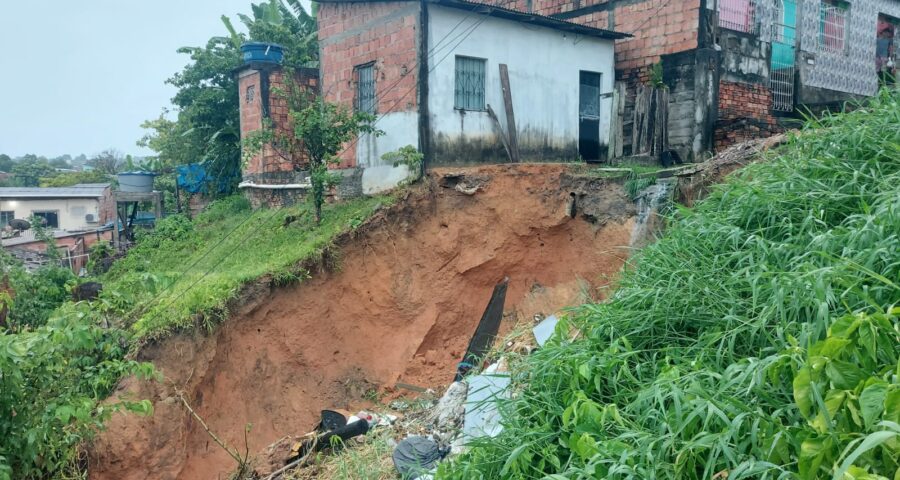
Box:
0, 197, 104, 231
427, 5, 616, 165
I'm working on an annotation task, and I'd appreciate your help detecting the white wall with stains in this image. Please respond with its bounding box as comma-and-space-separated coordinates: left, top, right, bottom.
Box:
426, 5, 617, 164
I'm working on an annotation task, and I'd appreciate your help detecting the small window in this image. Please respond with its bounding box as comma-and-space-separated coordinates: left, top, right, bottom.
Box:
455, 56, 486, 111
355, 63, 376, 115
0, 211, 13, 228
718, 0, 757, 34
820, 0, 849, 54
245, 85, 256, 104
32, 211, 59, 229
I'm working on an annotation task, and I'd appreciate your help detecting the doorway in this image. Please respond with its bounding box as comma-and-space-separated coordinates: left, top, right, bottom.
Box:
579, 71, 603, 162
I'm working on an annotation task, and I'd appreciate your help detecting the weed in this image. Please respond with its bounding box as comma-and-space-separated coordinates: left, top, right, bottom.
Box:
440, 90, 900, 479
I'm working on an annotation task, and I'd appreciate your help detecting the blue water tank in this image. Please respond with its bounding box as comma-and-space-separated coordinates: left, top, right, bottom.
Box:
241, 42, 284, 65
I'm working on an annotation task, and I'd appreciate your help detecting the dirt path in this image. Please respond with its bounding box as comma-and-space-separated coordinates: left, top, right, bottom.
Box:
89, 164, 637, 480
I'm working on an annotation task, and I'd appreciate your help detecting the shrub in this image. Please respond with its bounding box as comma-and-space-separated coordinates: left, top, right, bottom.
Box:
441, 90, 900, 479
0, 307, 155, 479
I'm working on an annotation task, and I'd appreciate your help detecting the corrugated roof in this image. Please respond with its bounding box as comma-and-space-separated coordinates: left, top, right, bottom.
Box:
0, 183, 110, 199
317, 0, 630, 40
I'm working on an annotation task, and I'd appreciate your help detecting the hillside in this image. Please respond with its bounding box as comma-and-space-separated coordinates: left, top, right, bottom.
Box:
438, 92, 900, 479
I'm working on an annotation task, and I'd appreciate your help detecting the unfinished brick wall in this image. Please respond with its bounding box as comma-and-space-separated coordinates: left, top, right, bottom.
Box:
318, 1, 420, 168
715, 81, 782, 150
239, 67, 319, 178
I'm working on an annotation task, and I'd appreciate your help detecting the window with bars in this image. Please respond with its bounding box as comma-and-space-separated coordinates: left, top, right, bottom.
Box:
820, 0, 849, 54
355, 63, 376, 115
454, 56, 486, 111
718, 0, 757, 34
0, 211, 13, 228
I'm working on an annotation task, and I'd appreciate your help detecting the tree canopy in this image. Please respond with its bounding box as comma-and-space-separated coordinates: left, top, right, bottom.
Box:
138, 0, 318, 197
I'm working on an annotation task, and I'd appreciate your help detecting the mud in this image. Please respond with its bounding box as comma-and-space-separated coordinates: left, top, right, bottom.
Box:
89, 164, 637, 480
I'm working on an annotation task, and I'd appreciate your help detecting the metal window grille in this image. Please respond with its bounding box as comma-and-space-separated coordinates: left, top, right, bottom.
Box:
355, 63, 376, 114
455, 56, 486, 110
245, 85, 255, 104
0, 211, 12, 227
718, 0, 757, 34
771, 0, 797, 111
819, 1, 848, 54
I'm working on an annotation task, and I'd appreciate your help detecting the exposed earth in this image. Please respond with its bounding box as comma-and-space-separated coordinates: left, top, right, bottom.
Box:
89, 164, 642, 480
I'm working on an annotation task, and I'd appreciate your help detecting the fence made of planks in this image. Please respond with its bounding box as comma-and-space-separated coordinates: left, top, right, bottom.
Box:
631, 85, 669, 157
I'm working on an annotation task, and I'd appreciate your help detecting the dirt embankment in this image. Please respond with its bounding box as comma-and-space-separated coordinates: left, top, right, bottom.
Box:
89, 164, 638, 480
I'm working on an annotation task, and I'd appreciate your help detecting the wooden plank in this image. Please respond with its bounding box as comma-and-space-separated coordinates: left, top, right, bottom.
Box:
498, 64, 520, 163
487, 104, 514, 162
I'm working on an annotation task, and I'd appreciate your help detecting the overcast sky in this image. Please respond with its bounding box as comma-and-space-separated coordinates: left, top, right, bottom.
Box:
0, 0, 305, 159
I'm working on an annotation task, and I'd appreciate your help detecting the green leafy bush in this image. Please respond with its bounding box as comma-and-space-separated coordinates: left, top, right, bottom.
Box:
441, 90, 900, 479
0, 307, 155, 479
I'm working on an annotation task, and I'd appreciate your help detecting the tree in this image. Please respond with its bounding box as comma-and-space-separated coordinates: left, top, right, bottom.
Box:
40, 171, 112, 188
138, 0, 318, 198
245, 83, 380, 222
88, 149, 123, 175
0, 154, 13, 173
11, 158, 55, 187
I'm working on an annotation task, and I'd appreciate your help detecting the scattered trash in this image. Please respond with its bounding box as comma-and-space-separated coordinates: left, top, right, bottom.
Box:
532, 314, 560, 347
429, 381, 468, 432
456, 278, 509, 381
318, 410, 347, 432
288, 418, 370, 463
392, 436, 447, 480
462, 373, 511, 442
347, 411, 396, 428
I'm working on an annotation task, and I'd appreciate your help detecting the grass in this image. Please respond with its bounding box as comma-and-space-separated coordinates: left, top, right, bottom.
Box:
439, 91, 900, 479
101, 194, 392, 339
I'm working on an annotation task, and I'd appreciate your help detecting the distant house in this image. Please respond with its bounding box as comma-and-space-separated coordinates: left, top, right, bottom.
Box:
0, 183, 114, 231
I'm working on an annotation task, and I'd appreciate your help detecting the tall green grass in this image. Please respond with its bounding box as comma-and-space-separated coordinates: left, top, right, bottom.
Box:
440, 90, 900, 479
100, 194, 391, 339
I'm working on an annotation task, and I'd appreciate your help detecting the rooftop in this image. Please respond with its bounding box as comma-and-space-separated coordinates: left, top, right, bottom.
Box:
0, 183, 111, 199
317, 0, 631, 40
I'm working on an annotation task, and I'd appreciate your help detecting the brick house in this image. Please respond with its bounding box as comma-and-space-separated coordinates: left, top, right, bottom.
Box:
318, 0, 628, 182
238, 0, 626, 202
465, 0, 900, 159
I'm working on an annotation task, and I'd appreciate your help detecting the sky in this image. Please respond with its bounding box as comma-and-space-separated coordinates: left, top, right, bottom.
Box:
0, 0, 305, 159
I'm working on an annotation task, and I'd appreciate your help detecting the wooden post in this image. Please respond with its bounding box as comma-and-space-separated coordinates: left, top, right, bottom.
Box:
487, 104, 514, 162
498, 64, 520, 163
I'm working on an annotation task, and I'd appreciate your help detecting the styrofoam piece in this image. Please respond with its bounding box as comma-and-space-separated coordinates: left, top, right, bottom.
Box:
462, 374, 511, 443
532, 315, 559, 347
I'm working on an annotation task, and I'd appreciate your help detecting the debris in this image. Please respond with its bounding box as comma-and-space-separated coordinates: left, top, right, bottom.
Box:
72, 281, 103, 302
532, 314, 560, 347
392, 436, 446, 480
429, 381, 468, 432
456, 278, 509, 381
318, 410, 347, 432
288, 419, 370, 462
454, 183, 480, 196
462, 374, 511, 442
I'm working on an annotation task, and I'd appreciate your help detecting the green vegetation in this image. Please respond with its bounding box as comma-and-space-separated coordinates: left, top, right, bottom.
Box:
101, 194, 391, 339
441, 91, 900, 479
139, 0, 318, 197
243, 92, 380, 222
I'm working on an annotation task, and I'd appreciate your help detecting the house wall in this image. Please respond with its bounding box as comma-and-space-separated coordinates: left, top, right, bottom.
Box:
798, 0, 900, 102
427, 5, 616, 165
318, 1, 420, 193
0, 198, 104, 231
238, 66, 319, 181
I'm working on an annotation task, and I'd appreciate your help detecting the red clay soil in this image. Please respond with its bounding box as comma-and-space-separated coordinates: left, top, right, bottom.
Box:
89, 164, 637, 480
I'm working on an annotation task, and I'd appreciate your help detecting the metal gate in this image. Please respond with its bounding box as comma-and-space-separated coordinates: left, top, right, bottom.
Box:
770, 0, 797, 112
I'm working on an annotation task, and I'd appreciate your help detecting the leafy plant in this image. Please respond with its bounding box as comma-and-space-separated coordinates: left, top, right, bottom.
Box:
243, 81, 382, 222
440, 89, 900, 479
381, 145, 424, 182
0, 307, 156, 479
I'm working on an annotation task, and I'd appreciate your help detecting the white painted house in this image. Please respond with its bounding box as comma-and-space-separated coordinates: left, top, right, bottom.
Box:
0, 183, 113, 231
317, 0, 628, 192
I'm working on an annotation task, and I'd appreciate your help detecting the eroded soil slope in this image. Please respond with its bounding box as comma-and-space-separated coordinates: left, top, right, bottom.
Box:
90, 164, 637, 480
